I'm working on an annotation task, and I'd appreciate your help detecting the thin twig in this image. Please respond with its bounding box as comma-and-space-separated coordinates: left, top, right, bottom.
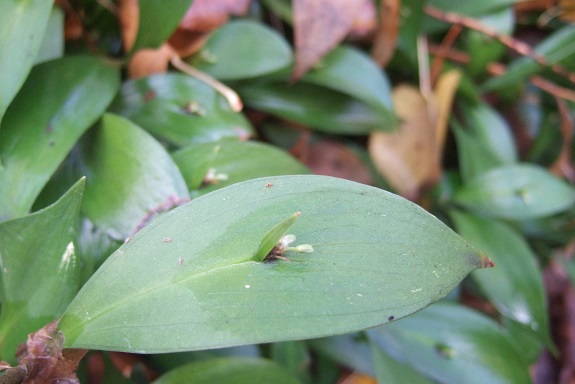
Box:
430, 24, 463, 85
417, 35, 432, 97
425, 5, 575, 85
170, 55, 243, 112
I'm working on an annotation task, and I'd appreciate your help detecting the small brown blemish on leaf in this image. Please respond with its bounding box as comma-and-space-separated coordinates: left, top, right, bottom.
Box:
182, 101, 206, 116
144, 90, 156, 102
178, 257, 184, 267
388, 315, 395, 321
163, 237, 172, 243
482, 257, 495, 268
264, 183, 274, 188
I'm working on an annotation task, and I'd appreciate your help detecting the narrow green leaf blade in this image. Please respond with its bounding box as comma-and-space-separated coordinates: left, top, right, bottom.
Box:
0, 56, 120, 221
453, 164, 575, 220
0, 0, 54, 121
152, 357, 299, 384
59, 175, 490, 353
131, 0, 194, 52
450, 211, 553, 351
79, 113, 190, 240
0, 179, 85, 362
368, 303, 531, 384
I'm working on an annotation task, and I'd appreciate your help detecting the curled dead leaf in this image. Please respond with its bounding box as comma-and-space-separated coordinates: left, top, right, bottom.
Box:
368, 85, 440, 199
128, 44, 177, 79
371, 0, 400, 67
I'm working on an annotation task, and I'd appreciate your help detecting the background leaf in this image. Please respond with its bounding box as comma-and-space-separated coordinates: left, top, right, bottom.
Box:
0, 179, 84, 362
152, 357, 299, 384
0, 0, 54, 122
453, 164, 575, 220
190, 20, 293, 80
450, 210, 553, 351
59, 175, 490, 353
78, 113, 189, 240
368, 302, 532, 384
0, 56, 120, 221
172, 140, 309, 195
109, 73, 253, 146
131, 0, 194, 52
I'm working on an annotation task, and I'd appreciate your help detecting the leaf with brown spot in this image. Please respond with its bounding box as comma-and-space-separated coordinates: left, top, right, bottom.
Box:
14, 320, 87, 384
371, 0, 400, 67
368, 85, 440, 199
292, 0, 357, 80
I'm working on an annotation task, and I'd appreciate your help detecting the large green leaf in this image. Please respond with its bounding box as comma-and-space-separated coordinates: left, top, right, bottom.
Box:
190, 20, 293, 80
35, 6, 64, 64
0, 179, 84, 362
172, 140, 309, 195
59, 175, 491, 353
109, 73, 253, 146
368, 303, 531, 384
450, 211, 553, 350
453, 164, 575, 220
153, 357, 299, 384
238, 82, 391, 134
0, 0, 54, 122
0, 56, 120, 221
131, 0, 194, 52
78, 113, 189, 240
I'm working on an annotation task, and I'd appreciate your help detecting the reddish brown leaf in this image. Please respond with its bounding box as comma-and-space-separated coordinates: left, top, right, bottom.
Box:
14, 320, 87, 383
371, 0, 400, 67
179, 0, 251, 31
292, 0, 357, 80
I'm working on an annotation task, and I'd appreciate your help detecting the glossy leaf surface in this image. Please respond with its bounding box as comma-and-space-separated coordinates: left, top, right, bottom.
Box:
451, 211, 553, 349
0, 56, 120, 220
191, 20, 293, 80
59, 176, 489, 353
109, 73, 253, 146
153, 357, 299, 384
453, 164, 575, 220
78, 113, 189, 240
172, 140, 309, 195
0, 179, 84, 362
0, 0, 53, 121
368, 303, 531, 384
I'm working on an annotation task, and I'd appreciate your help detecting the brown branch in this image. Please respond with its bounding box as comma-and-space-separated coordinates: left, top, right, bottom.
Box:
430, 24, 463, 85
425, 5, 575, 85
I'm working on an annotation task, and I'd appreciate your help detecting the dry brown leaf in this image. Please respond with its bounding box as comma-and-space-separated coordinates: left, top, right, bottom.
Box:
128, 44, 177, 79
118, 0, 138, 52
304, 140, 373, 185
433, 69, 461, 156
371, 0, 400, 67
559, 0, 575, 22
368, 85, 440, 199
179, 0, 251, 31
14, 320, 87, 383
349, 0, 377, 40
292, 0, 358, 80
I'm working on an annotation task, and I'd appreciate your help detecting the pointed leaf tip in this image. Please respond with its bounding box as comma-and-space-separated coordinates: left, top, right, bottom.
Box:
482, 256, 495, 269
